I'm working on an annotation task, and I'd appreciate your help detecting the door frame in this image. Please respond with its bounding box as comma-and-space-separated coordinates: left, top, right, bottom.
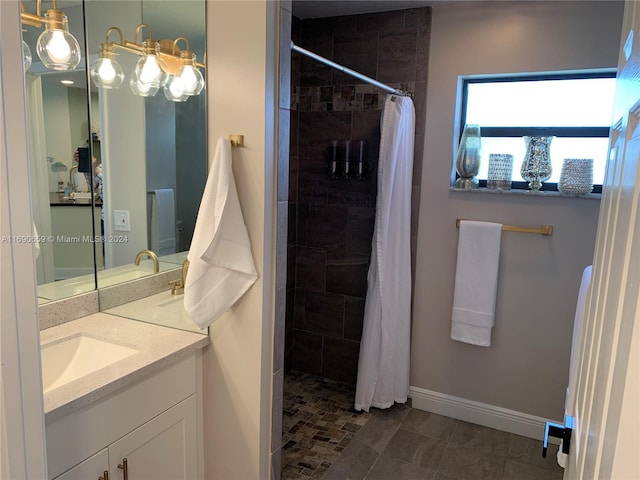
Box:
1, 1, 48, 478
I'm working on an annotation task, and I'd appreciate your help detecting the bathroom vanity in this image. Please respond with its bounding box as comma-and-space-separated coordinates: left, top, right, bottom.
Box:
41, 314, 208, 480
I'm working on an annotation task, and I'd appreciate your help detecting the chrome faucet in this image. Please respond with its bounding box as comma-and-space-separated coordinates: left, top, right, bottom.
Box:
169, 259, 190, 295
134, 249, 159, 273
69, 165, 78, 192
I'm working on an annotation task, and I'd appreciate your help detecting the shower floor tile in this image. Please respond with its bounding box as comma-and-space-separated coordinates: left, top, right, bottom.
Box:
282, 370, 370, 479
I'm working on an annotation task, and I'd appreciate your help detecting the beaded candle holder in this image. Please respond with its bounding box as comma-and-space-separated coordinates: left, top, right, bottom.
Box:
487, 153, 514, 190
558, 158, 593, 195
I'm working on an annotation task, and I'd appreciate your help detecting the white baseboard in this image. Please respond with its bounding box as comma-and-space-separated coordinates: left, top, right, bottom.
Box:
409, 385, 562, 444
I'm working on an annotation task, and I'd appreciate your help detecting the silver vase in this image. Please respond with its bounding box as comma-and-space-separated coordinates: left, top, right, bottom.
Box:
454, 124, 481, 189
520, 136, 553, 191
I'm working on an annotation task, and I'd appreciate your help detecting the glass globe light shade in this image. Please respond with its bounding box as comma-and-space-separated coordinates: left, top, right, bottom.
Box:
36, 14, 81, 71
134, 42, 168, 88
129, 74, 159, 97
90, 57, 124, 89
177, 64, 204, 96
163, 75, 189, 102
23, 41, 32, 72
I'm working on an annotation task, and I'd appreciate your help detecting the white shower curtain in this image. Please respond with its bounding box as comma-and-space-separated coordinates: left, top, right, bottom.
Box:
354, 94, 415, 412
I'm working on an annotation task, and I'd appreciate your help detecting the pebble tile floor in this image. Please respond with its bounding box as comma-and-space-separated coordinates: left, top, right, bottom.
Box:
282, 371, 564, 480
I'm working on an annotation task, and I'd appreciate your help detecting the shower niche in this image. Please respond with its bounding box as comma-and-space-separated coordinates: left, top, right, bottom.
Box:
328, 140, 369, 180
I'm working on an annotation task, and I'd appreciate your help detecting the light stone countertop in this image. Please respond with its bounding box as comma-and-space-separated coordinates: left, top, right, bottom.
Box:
104, 290, 204, 334
40, 313, 209, 424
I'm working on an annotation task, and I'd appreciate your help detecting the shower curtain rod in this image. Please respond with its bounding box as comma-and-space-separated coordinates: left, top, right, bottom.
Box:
290, 42, 410, 97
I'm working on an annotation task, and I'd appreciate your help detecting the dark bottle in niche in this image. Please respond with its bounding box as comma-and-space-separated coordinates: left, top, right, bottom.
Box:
329, 140, 339, 178
355, 140, 367, 180
343, 140, 352, 178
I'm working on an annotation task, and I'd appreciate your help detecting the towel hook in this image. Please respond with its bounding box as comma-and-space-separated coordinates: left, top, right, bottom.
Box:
229, 134, 244, 147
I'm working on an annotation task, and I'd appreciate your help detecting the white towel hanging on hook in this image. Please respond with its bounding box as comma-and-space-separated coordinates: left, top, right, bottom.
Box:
184, 137, 258, 328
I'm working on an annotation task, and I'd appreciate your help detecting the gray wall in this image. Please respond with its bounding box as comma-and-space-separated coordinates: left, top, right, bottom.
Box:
412, 1, 624, 420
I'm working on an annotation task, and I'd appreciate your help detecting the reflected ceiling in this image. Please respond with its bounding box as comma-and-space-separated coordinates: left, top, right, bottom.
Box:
292, 0, 434, 19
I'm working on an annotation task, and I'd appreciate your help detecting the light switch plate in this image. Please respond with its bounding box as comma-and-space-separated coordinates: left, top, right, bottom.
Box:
113, 210, 130, 231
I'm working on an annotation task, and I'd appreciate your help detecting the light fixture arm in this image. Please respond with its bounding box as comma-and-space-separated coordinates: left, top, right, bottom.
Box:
172, 37, 190, 55
167, 36, 204, 69
133, 23, 154, 45
20, 0, 44, 28
99, 27, 126, 59
105, 26, 124, 46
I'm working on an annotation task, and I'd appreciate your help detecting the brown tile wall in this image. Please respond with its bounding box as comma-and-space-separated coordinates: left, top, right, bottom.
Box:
286, 7, 431, 385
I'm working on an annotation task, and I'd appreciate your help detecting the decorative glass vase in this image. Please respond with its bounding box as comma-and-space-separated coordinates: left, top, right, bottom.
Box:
487, 153, 514, 190
454, 124, 481, 189
558, 158, 593, 195
520, 136, 553, 191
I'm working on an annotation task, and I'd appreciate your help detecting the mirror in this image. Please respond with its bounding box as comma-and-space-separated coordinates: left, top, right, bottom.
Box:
24, 0, 97, 304
24, 0, 207, 303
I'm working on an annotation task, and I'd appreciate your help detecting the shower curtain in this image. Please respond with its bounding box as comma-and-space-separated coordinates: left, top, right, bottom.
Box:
355, 94, 415, 412
26, 75, 55, 284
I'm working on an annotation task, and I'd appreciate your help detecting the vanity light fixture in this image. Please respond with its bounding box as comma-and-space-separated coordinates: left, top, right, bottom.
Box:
20, 0, 82, 71
134, 38, 168, 90
89, 24, 205, 102
89, 28, 125, 89
162, 38, 205, 102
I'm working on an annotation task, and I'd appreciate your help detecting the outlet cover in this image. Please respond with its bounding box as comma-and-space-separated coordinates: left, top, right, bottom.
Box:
113, 210, 130, 232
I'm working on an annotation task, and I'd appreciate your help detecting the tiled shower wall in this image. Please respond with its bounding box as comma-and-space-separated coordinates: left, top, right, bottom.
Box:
285, 7, 430, 384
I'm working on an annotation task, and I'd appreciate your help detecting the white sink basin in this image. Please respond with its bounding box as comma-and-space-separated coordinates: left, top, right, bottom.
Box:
41, 334, 139, 393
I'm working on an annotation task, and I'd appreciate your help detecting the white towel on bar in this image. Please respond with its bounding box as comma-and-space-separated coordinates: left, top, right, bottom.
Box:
451, 220, 502, 347
150, 189, 176, 256
557, 265, 592, 468
184, 137, 258, 329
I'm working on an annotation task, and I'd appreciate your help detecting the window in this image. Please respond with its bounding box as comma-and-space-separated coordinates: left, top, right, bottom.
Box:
459, 72, 617, 192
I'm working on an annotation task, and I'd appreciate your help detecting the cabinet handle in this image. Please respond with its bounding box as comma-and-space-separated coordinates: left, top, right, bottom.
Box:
118, 458, 128, 480
99, 471, 109, 480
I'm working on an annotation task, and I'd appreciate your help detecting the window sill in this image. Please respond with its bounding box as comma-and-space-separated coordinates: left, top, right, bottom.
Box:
449, 187, 601, 200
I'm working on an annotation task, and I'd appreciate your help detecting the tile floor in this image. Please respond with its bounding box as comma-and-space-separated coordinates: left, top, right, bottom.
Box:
282, 371, 371, 479
282, 370, 565, 480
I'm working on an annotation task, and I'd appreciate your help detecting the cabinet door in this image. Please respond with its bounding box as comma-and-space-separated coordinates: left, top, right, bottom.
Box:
53, 448, 108, 480
108, 395, 197, 480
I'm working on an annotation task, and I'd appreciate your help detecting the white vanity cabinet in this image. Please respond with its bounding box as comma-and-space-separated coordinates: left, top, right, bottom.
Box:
53, 449, 108, 480
47, 354, 201, 480
107, 396, 196, 480
54, 396, 196, 480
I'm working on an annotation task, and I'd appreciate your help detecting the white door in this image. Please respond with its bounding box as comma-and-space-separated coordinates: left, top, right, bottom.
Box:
108, 396, 197, 480
565, 1, 640, 478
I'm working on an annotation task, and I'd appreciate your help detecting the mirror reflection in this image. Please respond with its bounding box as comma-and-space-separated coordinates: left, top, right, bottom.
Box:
24, 0, 207, 304
23, 0, 97, 303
